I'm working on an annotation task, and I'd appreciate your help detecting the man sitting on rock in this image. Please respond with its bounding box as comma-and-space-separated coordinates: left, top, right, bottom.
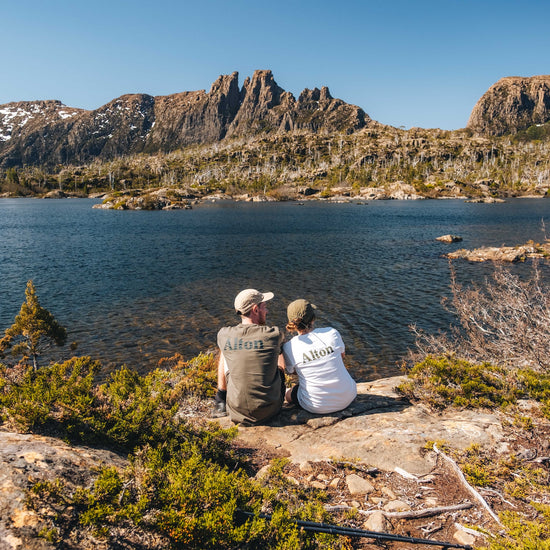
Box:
214, 288, 285, 425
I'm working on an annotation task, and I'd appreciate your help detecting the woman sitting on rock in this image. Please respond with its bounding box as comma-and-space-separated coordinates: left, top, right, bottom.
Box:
282, 299, 357, 414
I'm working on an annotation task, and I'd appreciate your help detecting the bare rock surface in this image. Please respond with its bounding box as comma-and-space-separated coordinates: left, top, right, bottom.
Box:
217, 376, 506, 476
468, 75, 550, 135
358, 182, 424, 200
464, 197, 506, 203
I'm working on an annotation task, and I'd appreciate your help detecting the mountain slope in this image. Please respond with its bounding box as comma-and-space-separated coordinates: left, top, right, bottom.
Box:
0, 70, 369, 168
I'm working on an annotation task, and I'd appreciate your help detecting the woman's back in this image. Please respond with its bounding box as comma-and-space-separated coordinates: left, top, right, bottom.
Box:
283, 327, 357, 414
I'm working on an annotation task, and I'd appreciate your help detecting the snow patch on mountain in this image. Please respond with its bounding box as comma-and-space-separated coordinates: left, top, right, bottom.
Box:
0, 103, 79, 141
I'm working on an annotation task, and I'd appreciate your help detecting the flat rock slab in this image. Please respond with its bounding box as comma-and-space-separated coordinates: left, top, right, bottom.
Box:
218, 376, 505, 476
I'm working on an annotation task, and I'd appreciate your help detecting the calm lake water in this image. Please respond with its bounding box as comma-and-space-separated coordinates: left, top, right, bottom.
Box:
1, 197, 550, 381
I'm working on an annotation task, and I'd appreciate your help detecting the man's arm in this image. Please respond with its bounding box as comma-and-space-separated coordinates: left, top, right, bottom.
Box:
217, 352, 227, 391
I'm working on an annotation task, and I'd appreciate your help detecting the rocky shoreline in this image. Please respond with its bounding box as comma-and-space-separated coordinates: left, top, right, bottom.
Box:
2, 183, 548, 210
84, 184, 545, 210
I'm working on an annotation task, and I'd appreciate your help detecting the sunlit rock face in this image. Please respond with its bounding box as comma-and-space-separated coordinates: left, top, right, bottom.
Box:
467, 75, 550, 136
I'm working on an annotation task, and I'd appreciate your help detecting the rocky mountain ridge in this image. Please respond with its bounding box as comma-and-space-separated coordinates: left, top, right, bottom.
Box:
467, 75, 550, 135
3, 72, 550, 199
0, 70, 369, 168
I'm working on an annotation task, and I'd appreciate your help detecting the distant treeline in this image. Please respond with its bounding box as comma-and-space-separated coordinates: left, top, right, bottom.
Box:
2, 125, 550, 199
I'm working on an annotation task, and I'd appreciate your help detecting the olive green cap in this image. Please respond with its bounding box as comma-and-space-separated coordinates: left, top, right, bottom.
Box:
287, 299, 317, 324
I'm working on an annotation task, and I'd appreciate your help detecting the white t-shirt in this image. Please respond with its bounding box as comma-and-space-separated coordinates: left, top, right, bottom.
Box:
282, 327, 357, 414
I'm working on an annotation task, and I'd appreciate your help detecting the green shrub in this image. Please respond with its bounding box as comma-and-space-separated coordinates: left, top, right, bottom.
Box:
0, 353, 231, 456
483, 504, 550, 549
459, 444, 496, 487
30, 449, 344, 549
397, 355, 518, 409
398, 355, 550, 419
96, 363, 237, 460
157, 352, 217, 399
516, 368, 550, 406
0, 356, 101, 438
97, 366, 180, 451
6, 353, 347, 548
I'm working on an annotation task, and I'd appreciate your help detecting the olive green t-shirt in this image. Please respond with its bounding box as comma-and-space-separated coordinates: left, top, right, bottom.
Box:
217, 323, 283, 425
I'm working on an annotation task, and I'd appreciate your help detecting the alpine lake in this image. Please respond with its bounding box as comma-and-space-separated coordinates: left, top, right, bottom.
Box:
1, 197, 549, 381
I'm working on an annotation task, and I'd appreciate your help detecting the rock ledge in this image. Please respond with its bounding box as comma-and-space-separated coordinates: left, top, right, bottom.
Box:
217, 376, 506, 476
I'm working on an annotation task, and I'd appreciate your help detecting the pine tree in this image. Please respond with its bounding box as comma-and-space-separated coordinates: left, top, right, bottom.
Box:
0, 280, 67, 370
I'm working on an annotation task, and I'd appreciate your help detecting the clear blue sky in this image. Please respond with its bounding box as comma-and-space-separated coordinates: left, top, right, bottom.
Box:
3, 0, 549, 130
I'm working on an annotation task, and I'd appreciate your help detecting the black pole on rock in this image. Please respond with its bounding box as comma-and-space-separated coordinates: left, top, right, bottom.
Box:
234, 510, 473, 550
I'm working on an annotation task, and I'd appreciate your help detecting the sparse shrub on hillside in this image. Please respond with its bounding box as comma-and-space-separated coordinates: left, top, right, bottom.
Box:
4, 127, 550, 198
514, 121, 550, 143
411, 263, 550, 372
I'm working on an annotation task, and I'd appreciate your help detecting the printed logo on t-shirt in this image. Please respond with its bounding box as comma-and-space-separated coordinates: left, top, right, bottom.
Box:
223, 337, 265, 351
302, 345, 334, 363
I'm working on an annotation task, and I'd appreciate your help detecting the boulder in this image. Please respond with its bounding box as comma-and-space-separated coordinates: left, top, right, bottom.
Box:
464, 197, 505, 203
345, 474, 375, 496
436, 234, 463, 243
363, 510, 387, 532
383, 500, 411, 512
299, 187, 320, 196
446, 246, 526, 262
43, 190, 67, 199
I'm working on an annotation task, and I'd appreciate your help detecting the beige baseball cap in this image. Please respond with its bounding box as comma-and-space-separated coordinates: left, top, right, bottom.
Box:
234, 288, 274, 315
287, 299, 317, 324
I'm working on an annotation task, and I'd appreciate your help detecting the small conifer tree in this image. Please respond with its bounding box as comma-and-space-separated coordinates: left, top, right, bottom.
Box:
0, 280, 67, 370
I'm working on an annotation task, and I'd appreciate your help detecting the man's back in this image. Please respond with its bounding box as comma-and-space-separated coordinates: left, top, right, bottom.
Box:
218, 323, 283, 425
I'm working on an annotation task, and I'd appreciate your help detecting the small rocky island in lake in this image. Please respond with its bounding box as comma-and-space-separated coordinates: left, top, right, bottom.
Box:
445, 239, 550, 262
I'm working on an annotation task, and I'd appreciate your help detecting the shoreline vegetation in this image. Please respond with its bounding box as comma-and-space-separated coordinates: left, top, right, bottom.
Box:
1, 125, 550, 207
1, 265, 550, 548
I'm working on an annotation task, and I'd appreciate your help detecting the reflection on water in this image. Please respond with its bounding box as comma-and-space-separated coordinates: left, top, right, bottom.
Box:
1, 198, 549, 381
